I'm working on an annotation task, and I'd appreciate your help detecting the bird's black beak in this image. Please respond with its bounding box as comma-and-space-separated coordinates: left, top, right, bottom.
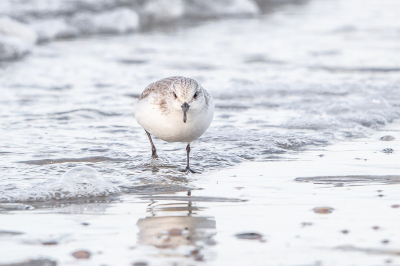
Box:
181, 102, 190, 123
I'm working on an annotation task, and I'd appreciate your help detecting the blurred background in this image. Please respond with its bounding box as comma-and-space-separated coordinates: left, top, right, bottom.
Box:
0, 0, 307, 52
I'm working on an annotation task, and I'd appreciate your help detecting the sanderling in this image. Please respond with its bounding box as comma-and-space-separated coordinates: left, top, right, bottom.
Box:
134, 76, 214, 173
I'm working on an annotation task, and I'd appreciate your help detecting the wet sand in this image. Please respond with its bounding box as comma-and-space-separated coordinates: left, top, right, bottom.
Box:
1, 128, 399, 266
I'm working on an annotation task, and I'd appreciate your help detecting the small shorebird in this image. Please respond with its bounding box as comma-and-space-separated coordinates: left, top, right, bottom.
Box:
134, 76, 214, 173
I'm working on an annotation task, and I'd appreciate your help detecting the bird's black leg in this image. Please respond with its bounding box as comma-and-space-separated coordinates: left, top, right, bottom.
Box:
145, 130, 158, 158
185, 143, 196, 173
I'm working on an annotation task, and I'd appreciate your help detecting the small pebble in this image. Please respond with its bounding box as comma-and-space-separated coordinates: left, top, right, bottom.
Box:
378, 194, 385, 197
313, 207, 334, 214
391, 204, 399, 208
81, 222, 90, 226
190, 249, 204, 261
382, 148, 394, 153
72, 250, 91, 259
372, 226, 380, 230
168, 228, 183, 236
341, 229, 349, 234
382, 239, 390, 244
380, 135, 395, 141
235, 232, 265, 242
42, 240, 58, 246
301, 222, 313, 227
132, 262, 148, 266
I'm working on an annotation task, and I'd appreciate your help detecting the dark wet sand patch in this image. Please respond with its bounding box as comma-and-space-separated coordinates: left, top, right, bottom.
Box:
132, 262, 148, 266
0, 203, 34, 210
0, 230, 24, 236
139, 196, 247, 202
153, 205, 203, 212
295, 175, 400, 186
51, 108, 121, 117
335, 245, 400, 256
17, 156, 127, 165
118, 58, 148, 65
235, 232, 265, 242
27, 196, 120, 209
121, 184, 193, 195
0, 259, 57, 266
311, 66, 400, 73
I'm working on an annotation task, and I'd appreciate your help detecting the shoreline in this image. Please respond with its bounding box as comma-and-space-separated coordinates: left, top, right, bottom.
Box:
1, 128, 400, 265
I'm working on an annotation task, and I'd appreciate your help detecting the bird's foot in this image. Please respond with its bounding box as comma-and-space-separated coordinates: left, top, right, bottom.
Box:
181, 167, 198, 174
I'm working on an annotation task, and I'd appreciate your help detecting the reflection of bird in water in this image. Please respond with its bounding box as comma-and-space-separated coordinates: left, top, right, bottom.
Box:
136, 197, 216, 261
134, 76, 214, 173
137, 215, 216, 248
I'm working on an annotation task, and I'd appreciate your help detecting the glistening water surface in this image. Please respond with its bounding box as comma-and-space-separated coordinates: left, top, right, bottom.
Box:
1, 0, 400, 265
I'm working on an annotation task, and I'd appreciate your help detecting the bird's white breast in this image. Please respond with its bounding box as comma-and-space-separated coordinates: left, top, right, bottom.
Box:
134, 94, 214, 143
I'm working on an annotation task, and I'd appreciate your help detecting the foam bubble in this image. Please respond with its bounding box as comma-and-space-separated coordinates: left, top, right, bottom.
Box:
141, 0, 185, 25
0, 16, 37, 45
0, 34, 32, 61
185, 0, 260, 18
70, 8, 139, 35
0, 166, 120, 203
30, 19, 78, 42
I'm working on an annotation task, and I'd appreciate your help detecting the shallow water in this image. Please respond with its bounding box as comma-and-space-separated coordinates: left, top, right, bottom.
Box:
1, 0, 400, 265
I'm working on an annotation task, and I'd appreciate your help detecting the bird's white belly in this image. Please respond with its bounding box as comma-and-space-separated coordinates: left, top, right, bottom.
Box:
135, 98, 214, 143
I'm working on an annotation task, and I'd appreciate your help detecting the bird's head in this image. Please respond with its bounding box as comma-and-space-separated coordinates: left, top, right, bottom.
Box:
168, 77, 206, 123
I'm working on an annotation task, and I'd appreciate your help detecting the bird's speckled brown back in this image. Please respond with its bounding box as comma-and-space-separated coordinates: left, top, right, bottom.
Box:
139, 76, 198, 100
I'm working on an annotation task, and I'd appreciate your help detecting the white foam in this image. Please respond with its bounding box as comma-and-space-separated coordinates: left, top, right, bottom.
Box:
283, 117, 350, 130
70, 8, 139, 35
202, 125, 329, 152
0, 34, 31, 61
141, 0, 185, 24
185, 0, 260, 18
0, 0, 264, 61
0, 16, 37, 45
30, 19, 78, 42
0, 166, 120, 203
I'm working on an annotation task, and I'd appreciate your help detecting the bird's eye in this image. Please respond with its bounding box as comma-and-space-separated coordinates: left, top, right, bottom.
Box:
193, 92, 198, 99
173, 92, 177, 99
